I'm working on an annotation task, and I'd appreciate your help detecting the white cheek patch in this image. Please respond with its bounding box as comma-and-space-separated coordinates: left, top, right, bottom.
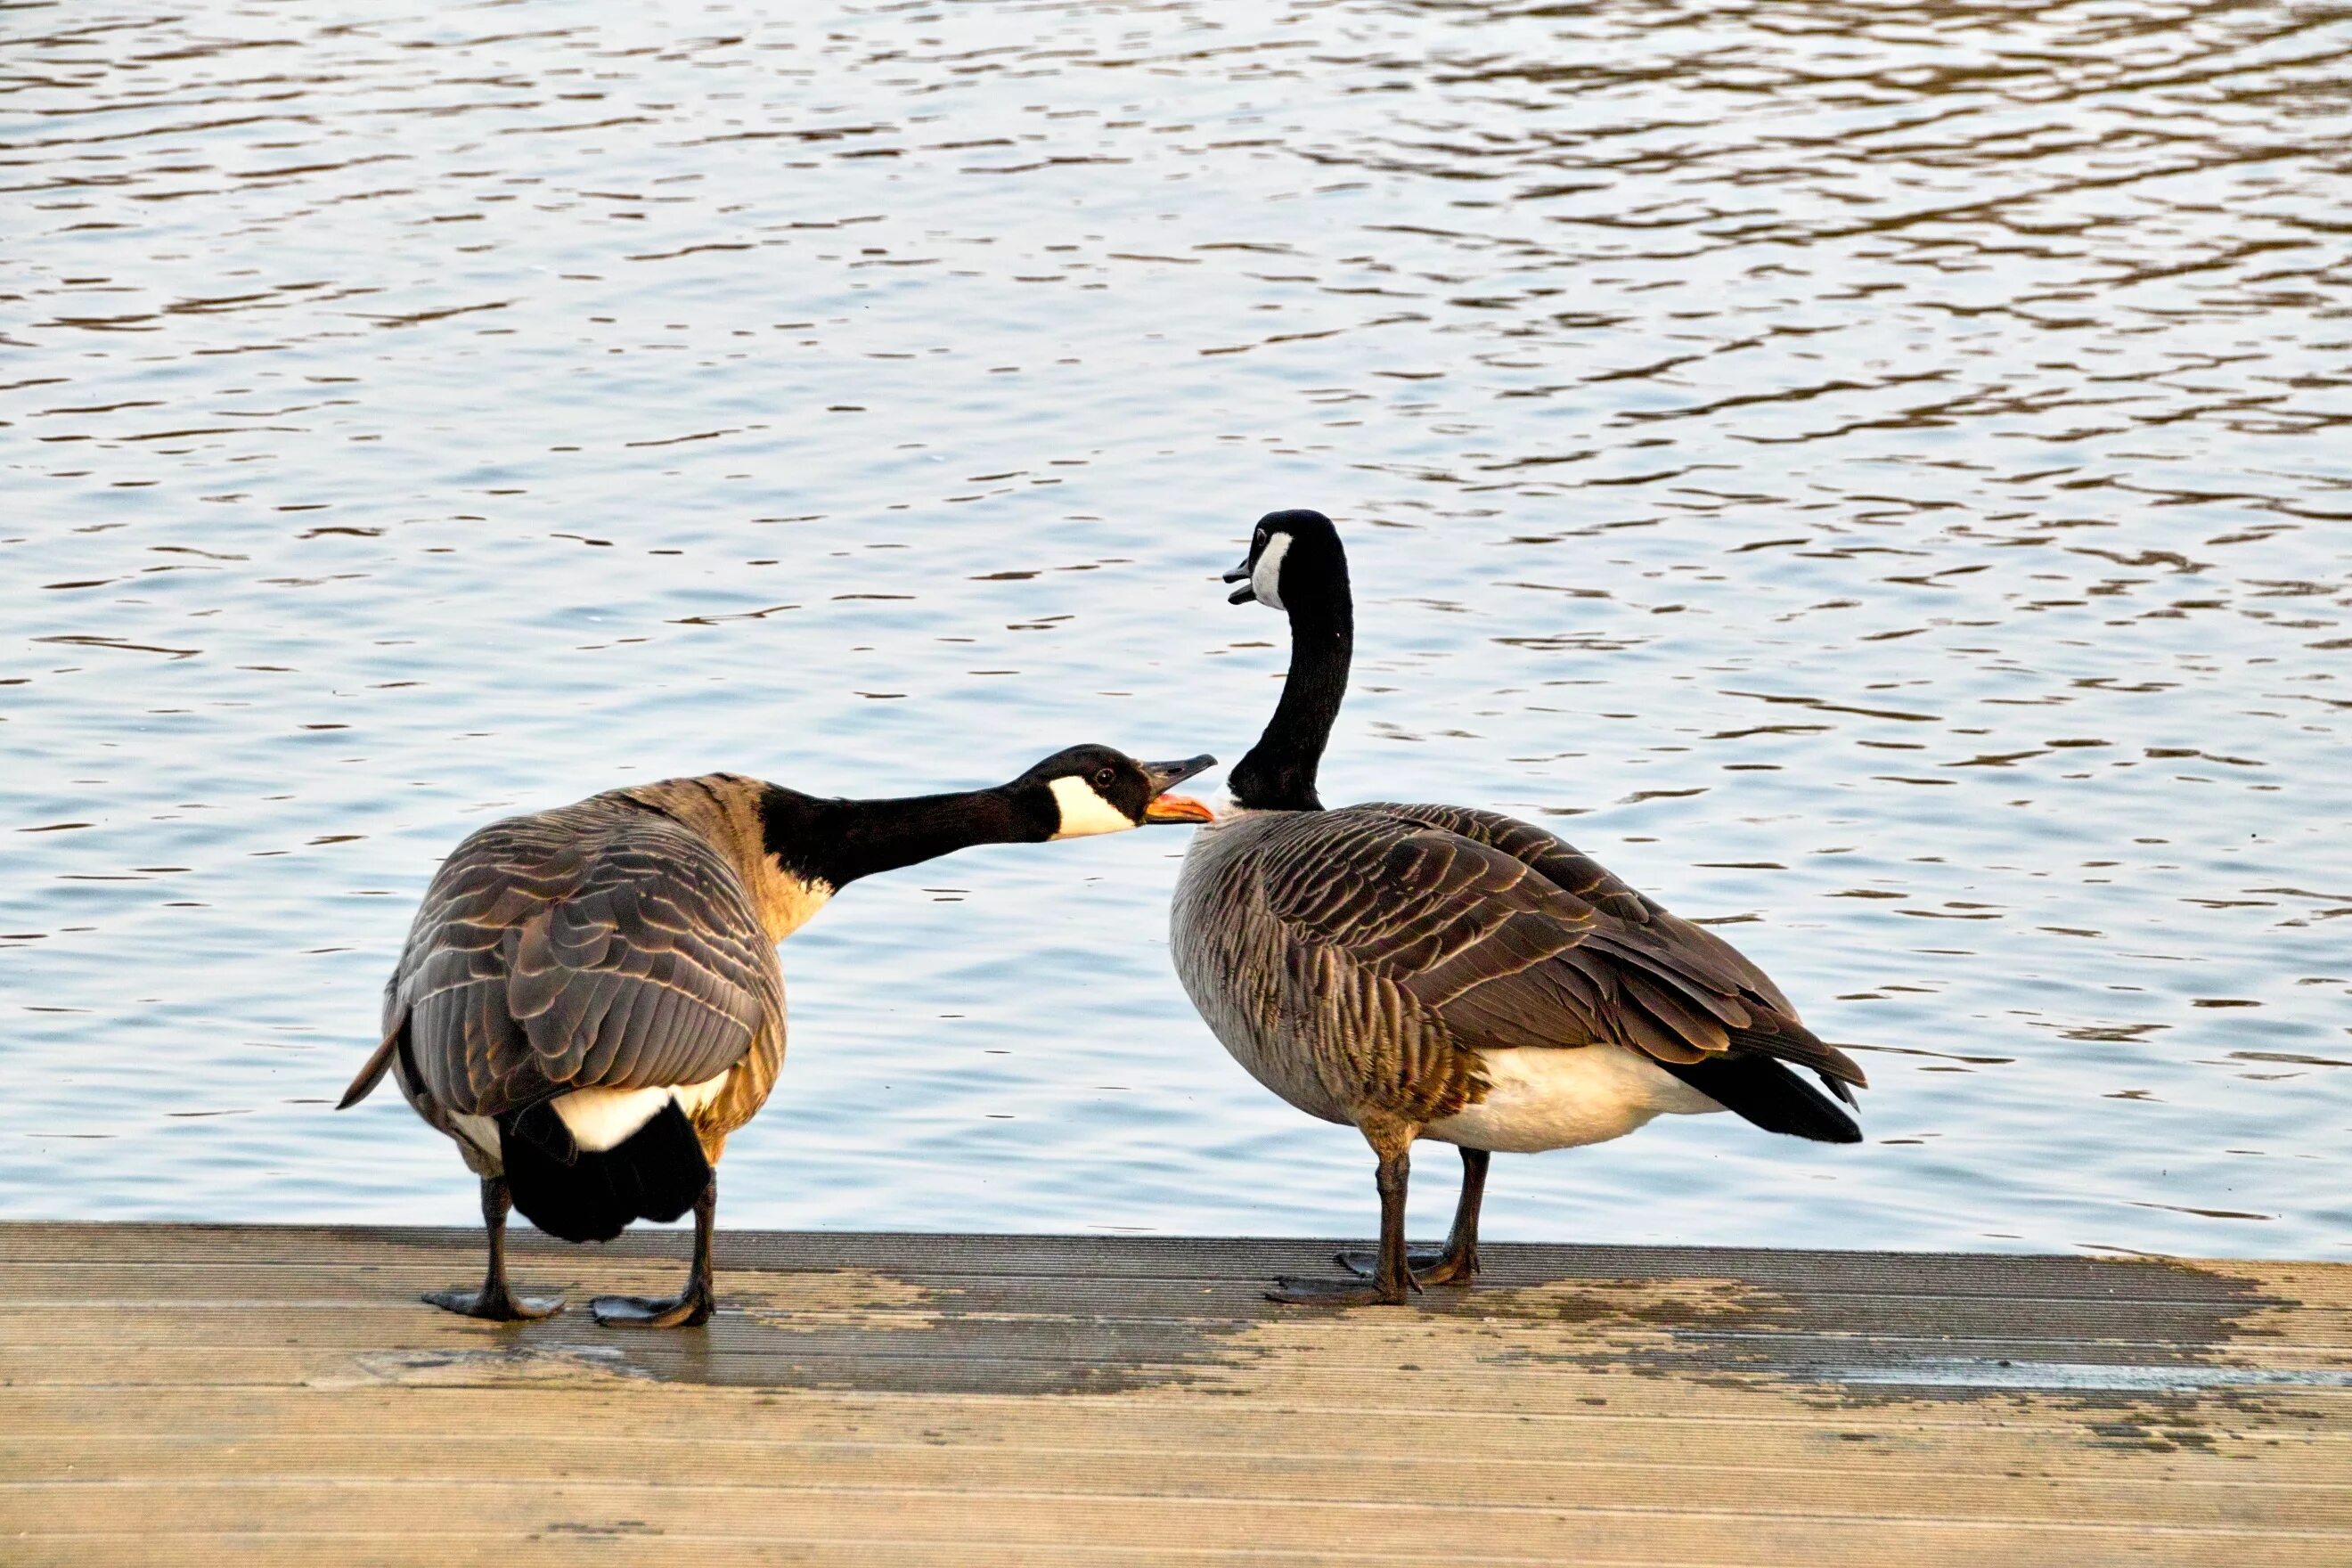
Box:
1250, 532, 1291, 611
1048, 774, 1136, 839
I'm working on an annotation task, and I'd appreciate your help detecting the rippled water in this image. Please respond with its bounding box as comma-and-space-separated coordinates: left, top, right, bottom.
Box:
5, 0, 2349, 1258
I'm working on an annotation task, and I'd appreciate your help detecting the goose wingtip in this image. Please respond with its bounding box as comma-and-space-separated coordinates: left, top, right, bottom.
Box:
338, 1023, 404, 1110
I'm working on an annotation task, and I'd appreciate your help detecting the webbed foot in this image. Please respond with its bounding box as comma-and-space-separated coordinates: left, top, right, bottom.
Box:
1267, 1274, 1415, 1307
1336, 1246, 1476, 1286
591, 1289, 713, 1328
424, 1286, 563, 1321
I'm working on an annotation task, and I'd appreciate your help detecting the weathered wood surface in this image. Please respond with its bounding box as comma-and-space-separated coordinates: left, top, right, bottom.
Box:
2, 1224, 2347, 1566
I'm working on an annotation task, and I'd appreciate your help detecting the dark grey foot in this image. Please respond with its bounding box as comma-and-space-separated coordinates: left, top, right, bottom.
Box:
423, 1286, 563, 1321
1336, 1246, 1476, 1286
591, 1290, 713, 1328
1268, 1274, 1414, 1307
1336, 1245, 1445, 1276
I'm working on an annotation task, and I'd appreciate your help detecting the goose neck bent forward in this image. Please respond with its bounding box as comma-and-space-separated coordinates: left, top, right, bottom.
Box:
618, 775, 1057, 943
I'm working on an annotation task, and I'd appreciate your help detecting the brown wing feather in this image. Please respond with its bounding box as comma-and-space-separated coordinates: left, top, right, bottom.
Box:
1283, 805, 1866, 1090
1362, 803, 1793, 1009
387, 796, 780, 1119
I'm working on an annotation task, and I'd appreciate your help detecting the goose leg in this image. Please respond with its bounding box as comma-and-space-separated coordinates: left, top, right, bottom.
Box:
592, 1175, 717, 1328
1337, 1146, 1487, 1286
1419, 1146, 1486, 1285
1270, 1143, 1418, 1306
425, 1176, 564, 1320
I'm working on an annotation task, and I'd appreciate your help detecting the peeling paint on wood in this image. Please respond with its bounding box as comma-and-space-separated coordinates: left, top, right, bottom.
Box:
1, 1224, 2346, 1566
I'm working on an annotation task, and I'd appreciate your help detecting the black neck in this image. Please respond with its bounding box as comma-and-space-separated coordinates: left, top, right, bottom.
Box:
1229, 576, 1352, 813
758, 785, 1054, 890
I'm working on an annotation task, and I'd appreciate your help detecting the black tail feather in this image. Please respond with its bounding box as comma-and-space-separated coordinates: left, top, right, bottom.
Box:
1656, 1054, 1863, 1144
498, 1098, 711, 1244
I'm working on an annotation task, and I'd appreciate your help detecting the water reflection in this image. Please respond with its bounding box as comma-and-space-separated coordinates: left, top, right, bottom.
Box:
2, 0, 2348, 1256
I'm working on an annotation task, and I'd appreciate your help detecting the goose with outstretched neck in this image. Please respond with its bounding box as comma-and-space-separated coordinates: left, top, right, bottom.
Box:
1171, 510, 1865, 1305
343, 745, 1215, 1327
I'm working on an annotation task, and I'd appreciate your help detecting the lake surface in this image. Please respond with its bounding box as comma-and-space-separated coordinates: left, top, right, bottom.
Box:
5, 0, 2349, 1258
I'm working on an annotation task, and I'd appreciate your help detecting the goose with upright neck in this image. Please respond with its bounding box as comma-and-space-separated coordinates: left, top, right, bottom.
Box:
344, 745, 1215, 1327
1172, 510, 1866, 1305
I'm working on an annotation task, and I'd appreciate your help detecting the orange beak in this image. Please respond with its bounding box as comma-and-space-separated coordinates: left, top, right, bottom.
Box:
1143, 793, 1216, 825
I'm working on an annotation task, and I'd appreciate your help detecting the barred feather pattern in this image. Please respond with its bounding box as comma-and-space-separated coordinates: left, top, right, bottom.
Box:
1172, 804, 1864, 1136
382, 786, 790, 1164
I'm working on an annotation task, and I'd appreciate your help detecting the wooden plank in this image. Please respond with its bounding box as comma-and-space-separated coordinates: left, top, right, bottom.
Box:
6, 1431, 2348, 1529
4, 1221, 2331, 1305
0, 1532, 2332, 1568
9, 1344, 2350, 1425
6, 1304, 2351, 1372
4, 1263, 2347, 1343
3, 1481, 2348, 1562
15, 1384, 2343, 1468
0, 1223, 2344, 1568
10, 1417, 2349, 1486
0, 1542, 1601, 1568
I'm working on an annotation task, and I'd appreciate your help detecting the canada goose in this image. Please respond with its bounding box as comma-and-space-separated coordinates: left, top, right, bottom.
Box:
342, 746, 1215, 1327
1170, 510, 1866, 1305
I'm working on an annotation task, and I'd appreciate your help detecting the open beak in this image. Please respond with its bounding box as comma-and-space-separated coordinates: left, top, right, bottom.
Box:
1140, 754, 1218, 824
1222, 557, 1254, 605
1146, 795, 1215, 823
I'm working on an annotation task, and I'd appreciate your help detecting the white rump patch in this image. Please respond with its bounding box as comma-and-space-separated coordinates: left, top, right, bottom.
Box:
1048, 774, 1135, 839
1424, 1043, 1721, 1155
551, 1071, 732, 1153
1250, 532, 1292, 611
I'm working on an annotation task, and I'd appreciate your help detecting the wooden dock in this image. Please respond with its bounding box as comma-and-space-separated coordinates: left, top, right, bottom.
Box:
1, 1223, 2347, 1566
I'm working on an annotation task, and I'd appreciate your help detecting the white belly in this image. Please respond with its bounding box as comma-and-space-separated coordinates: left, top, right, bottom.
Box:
1425, 1044, 1721, 1155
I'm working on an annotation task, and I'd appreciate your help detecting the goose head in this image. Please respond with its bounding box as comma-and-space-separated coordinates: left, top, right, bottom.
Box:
1009, 746, 1218, 839
1221, 509, 1352, 815
1223, 508, 1345, 614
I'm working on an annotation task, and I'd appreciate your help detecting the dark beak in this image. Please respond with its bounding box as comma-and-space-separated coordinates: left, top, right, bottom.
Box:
1140, 754, 1218, 824
1223, 556, 1254, 605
